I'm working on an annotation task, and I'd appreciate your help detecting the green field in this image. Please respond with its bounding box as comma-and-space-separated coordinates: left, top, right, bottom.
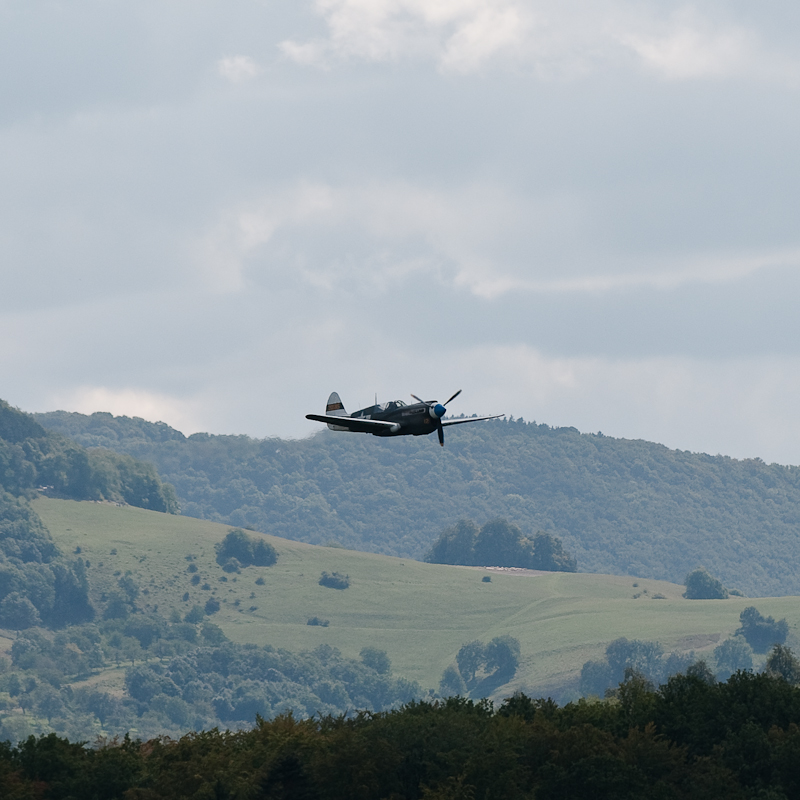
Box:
33, 498, 800, 696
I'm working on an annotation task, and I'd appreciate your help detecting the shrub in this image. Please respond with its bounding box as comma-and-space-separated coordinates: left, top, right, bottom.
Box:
482, 575, 491, 583
204, 597, 221, 615
185, 605, 204, 624
319, 571, 350, 590
307, 617, 330, 627
215, 529, 277, 568
684, 567, 728, 599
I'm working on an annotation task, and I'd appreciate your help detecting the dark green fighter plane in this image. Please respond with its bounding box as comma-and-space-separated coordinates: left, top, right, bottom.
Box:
306, 390, 502, 447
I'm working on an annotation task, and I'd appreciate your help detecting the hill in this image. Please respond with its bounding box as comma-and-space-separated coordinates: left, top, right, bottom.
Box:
35, 409, 800, 596
3, 498, 799, 742
28, 499, 800, 692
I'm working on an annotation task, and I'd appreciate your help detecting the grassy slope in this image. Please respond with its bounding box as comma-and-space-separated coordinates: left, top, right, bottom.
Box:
34, 497, 800, 697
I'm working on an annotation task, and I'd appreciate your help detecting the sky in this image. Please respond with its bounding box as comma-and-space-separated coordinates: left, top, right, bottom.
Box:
2, 0, 800, 463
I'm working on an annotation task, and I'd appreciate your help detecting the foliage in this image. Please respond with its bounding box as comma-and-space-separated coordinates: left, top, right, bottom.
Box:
319, 571, 350, 590
714, 637, 755, 681
683, 567, 729, 599
214, 528, 277, 568
33, 408, 800, 595
426, 518, 577, 571
10, 664, 800, 798
0, 492, 94, 628
446, 636, 521, 697
1, 399, 178, 512
0, 617, 423, 744
765, 644, 800, 684
579, 637, 711, 696
737, 606, 789, 653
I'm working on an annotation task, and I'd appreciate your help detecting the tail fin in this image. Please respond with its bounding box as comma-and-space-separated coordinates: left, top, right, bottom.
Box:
325, 392, 349, 431
326, 392, 347, 416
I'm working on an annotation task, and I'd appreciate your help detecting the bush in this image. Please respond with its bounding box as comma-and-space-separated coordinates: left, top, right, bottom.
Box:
204, 597, 221, 615
215, 529, 277, 568
319, 571, 350, 590
307, 617, 329, 627
683, 567, 728, 599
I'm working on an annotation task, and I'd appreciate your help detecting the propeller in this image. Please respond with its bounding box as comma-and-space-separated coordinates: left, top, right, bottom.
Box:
412, 389, 463, 446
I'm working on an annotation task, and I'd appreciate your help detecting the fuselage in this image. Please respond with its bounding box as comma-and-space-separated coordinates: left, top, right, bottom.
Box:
351, 400, 438, 436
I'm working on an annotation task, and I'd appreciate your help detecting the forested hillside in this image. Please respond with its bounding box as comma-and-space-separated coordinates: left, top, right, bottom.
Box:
0, 400, 178, 630
36, 409, 800, 596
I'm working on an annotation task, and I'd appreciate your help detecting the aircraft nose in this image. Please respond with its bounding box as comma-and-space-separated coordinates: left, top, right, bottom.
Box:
432, 403, 446, 418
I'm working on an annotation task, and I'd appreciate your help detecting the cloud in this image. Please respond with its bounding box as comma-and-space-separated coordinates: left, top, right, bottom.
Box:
279, 0, 534, 72
191, 178, 800, 301
217, 55, 261, 83
281, 0, 799, 81
46, 386, 205, 435
618, 8, 755, 80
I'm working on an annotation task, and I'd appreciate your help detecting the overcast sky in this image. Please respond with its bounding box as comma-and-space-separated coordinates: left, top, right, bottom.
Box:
2, 0, 800, 463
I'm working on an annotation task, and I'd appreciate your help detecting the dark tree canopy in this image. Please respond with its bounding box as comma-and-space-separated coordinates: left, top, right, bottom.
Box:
215, 528, 277, 568
426, 518, 576, 572
683, 567, 729, 599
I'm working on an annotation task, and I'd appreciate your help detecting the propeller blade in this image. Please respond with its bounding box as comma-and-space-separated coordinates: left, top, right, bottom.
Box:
411, 394, 424, 404
443, 389, 462, 406
437, 423, 444, 447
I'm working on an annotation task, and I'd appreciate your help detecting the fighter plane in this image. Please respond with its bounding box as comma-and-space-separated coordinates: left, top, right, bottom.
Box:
305, 390, 503, 446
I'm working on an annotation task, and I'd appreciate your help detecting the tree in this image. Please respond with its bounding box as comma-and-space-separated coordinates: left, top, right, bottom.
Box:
683, 567, 728, 599
606, 638, 664, 685
532, 532, 577, 572
439, 665, 466, 697
0, 593, 40, 629
764, 644, 800, 684
215, 529, 277, 568
485, 635, 520, 677
580, 660, 612, 697
714, 637, 754, 681
736, 606, 788, 653
455, 642, 485, 686
360, 647, 391, 675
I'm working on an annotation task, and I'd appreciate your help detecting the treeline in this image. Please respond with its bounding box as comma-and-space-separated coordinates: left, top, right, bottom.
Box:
1, 400, 178, 512
0, 400, 179, 631
34, 408, 800, 596
425, 518, 576, 571
9, 666, 800, 798
580, 606, 790, 697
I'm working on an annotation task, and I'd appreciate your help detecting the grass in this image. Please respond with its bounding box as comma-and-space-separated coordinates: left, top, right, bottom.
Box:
34, 497, 800, 697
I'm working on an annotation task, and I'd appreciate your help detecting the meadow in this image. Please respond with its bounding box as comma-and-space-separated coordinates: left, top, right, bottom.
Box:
31, 497, 800, 697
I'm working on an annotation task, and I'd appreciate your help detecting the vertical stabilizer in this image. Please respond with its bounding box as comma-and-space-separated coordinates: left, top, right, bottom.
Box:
325, 392, 349, 430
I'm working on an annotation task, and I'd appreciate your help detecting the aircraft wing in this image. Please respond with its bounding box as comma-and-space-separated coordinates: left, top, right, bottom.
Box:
305, 414, 398, 433
441, 414, 504, 427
